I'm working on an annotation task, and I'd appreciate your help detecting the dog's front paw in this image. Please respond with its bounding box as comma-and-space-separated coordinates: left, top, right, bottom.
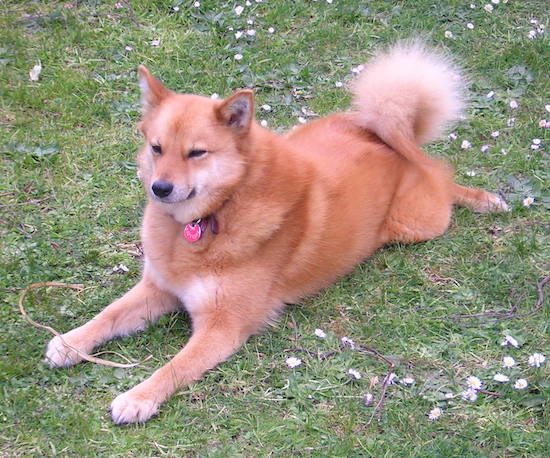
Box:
479, 193, 510, 213
45, 335, 85, 368
110, 387, 160, 424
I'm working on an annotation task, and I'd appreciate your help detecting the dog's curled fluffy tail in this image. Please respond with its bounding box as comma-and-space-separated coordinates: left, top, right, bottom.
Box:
351, 42, 464, 163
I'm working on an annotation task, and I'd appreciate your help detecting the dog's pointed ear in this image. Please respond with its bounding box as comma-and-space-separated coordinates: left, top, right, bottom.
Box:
217, 90, 254, 131
138, 65, 171, 113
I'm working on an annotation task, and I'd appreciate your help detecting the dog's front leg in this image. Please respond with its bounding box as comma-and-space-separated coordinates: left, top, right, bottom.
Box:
110, 306, 263, 424
45, 277, 179, 367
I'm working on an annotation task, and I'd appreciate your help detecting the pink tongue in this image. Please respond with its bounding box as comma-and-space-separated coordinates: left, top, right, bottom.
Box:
183, 223, 202, 242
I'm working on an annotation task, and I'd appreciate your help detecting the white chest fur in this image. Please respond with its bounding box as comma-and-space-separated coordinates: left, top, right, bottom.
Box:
144, 258, 217, 313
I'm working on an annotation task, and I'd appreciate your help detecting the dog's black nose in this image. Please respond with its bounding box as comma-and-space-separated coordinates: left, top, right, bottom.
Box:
151, 180, 174, 198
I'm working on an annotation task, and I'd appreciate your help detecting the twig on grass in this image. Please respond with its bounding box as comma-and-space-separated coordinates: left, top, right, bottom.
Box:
283, 342, 395, 426
479, 389, 502, 398
358, 346, 395, 425
18, 281, 150, 368
283, 347, 338, 360
451, 275, 549, 321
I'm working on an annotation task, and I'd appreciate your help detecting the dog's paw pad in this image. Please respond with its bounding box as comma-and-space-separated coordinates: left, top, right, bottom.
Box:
45, 335, 83, 368
110, 390, 160, 425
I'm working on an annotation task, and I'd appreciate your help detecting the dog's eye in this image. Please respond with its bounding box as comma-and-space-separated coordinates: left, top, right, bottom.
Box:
188, 150, 207, 159
151, 144, 162, 154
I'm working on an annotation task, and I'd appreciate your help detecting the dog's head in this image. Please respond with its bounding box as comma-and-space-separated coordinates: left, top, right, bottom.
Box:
137, 65, 254, 223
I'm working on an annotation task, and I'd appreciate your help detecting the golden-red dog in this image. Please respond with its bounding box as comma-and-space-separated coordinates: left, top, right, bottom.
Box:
46, 43, 508, 423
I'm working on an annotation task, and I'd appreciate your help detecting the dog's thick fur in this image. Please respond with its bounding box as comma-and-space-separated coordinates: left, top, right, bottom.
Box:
46, 43, 508, 424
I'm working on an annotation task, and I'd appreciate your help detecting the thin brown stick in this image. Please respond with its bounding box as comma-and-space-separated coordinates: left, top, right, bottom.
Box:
0, 197, 50, 208
18, 281, 149, 368
358, 346, 395, 425
452, 275, 549, 320
283, 347, 338, 360
284, 342, 395, 425
479, 389, 502, 397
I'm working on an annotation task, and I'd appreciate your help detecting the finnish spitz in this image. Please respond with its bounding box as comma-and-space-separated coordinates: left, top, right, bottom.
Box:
46, 43, 508, 423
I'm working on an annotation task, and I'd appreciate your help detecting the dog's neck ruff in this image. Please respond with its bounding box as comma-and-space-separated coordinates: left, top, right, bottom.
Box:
183, 215, 219, 243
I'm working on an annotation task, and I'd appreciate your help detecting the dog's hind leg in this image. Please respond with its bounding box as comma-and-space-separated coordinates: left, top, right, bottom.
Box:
452, 183, 509, 213
45, 277, 179, 368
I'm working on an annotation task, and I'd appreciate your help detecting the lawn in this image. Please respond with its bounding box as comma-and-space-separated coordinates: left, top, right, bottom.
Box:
1, 0, 548, 456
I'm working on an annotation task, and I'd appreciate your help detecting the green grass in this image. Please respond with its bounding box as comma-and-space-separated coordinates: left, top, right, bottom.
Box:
1, 0, 548, 456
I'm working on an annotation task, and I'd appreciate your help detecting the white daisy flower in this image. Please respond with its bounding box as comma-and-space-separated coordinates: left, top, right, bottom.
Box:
493, 373, 509, 383
428, 407, 443, 421
522, 196, 535, 207
234, 53, 243, 61
124, 45, 133, 52
150, 39, 160, 47
286, 357, 302, 368
461, 139, 472, 149
448, 132, 458, 140
298, 116, 307, 124
193, 1, 200, 7
532, 138, 542, 145
314, 328, 326, 338
513, 378, 528, 390
539, 119, 548, 127
235, 5, 244, 15
260, 120, 268, 127
386, 372, 398, 385
528, 353, 546, 368
466, 170, 477, 177
480, 144, 491, 153
268, 27, 275, 34
528, 30, 537, 39
470, 3, 476, 8
335, 81, 343, 88
502, 356, 516, 368
466, 376, 483, 391
347, 368, 362, 380
546, 104, 550, 113
401, 377, 415, 386
341, 336, 355, 349
509, 100, 519, 109
113, 264, 129, 273
261, 104, 271, 111
363, 392, 374, 406
247, 19, 254, 25
210, 93, 219, 99
444, 392, 455, 399
491, 130, 500, 138
501, 335, 519, 348
444, 31, 454, 39
461, 388, 478, 402
246, 29, 256, 36
235, 31, 244, 39
507, 117, 516, 127
486, 90, 495, 98
467, 22, 474, 30
484, 4, 494, 12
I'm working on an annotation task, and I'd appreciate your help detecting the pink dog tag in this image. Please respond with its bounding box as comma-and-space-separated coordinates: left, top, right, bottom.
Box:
183, 222, 202, 242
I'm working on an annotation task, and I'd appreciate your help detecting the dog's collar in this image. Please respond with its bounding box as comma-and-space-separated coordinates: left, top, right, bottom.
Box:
183, 215, 219, 243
